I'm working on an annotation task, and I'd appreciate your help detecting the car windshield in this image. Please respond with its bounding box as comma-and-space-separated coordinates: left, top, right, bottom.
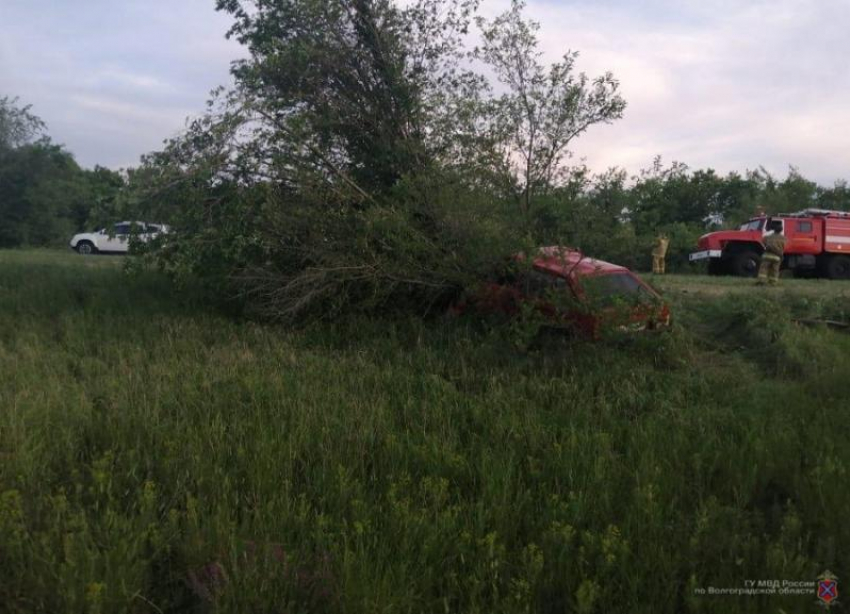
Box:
580, 272, 654, 306
739, 219, 765, 231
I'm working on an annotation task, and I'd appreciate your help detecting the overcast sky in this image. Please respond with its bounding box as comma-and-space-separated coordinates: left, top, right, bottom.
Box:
1, 0, 848, 184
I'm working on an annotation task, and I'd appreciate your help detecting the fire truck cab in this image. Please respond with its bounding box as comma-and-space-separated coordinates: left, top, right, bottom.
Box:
689, 208, 850, 279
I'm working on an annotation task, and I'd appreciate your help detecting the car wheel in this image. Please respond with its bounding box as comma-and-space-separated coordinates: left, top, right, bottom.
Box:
730, 250, 760, 277
826, 255, 850, 280
76, 241, 96, 255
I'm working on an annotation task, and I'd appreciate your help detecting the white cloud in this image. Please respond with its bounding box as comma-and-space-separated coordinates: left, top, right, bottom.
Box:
0, 0, 239, 168
69, 95, 188, 126
1, 0, 847, 184
86, 69, 170, 92
514, 0, 850, 184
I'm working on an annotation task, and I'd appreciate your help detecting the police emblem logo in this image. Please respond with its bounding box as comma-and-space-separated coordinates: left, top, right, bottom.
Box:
817, 570, 838, 608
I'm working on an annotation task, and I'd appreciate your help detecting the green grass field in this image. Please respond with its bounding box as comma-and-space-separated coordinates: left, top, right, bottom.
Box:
1, 250, 848, 613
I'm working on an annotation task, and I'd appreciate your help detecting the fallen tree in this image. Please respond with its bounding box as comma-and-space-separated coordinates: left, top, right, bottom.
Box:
130, 0, 625, 320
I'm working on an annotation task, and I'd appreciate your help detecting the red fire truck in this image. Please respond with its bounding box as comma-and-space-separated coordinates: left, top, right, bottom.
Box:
689, 208, 850, 279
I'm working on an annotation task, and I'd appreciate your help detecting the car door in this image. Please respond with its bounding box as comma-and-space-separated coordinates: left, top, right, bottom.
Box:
784, 219, 819, 255
519, 268, 578, 318
142, 223, 161, 243
101, 223, 131, 252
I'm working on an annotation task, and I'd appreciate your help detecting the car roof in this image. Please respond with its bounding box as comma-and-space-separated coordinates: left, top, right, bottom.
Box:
531, 246, 628, 278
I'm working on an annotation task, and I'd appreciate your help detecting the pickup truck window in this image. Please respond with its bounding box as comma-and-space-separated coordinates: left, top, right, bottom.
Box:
522, 270, 569, 298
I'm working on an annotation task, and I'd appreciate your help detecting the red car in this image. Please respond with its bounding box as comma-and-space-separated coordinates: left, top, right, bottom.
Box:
457, 247, 671, 338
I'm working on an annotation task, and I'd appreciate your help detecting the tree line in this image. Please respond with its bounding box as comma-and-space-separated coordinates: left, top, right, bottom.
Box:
0, 96, 124, 249
3, 0, 849, 319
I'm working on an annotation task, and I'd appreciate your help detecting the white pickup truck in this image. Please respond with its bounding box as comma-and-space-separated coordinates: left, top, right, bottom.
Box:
70, 222, 169, 255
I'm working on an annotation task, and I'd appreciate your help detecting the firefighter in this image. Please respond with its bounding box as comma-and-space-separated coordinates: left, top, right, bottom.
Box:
757, 222, 786, 285
652, 233, 670, 274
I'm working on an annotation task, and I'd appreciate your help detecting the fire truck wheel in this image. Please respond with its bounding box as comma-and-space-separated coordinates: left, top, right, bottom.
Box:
826, 255, 850, 280
708, 259, 725, 275
730, 250, 760, 277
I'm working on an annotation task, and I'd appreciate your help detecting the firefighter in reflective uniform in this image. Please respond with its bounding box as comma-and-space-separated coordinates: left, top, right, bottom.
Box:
652, 233, 670, 274
757, 225, 786, 284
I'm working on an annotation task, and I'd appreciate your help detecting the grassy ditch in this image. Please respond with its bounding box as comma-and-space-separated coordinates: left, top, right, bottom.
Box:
1, 251, 848, 613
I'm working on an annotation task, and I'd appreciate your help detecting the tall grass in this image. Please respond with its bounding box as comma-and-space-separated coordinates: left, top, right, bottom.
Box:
1, 250, 848, 613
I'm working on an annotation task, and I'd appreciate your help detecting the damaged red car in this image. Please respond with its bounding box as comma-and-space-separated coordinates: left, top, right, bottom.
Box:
456, 247, 671, 338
